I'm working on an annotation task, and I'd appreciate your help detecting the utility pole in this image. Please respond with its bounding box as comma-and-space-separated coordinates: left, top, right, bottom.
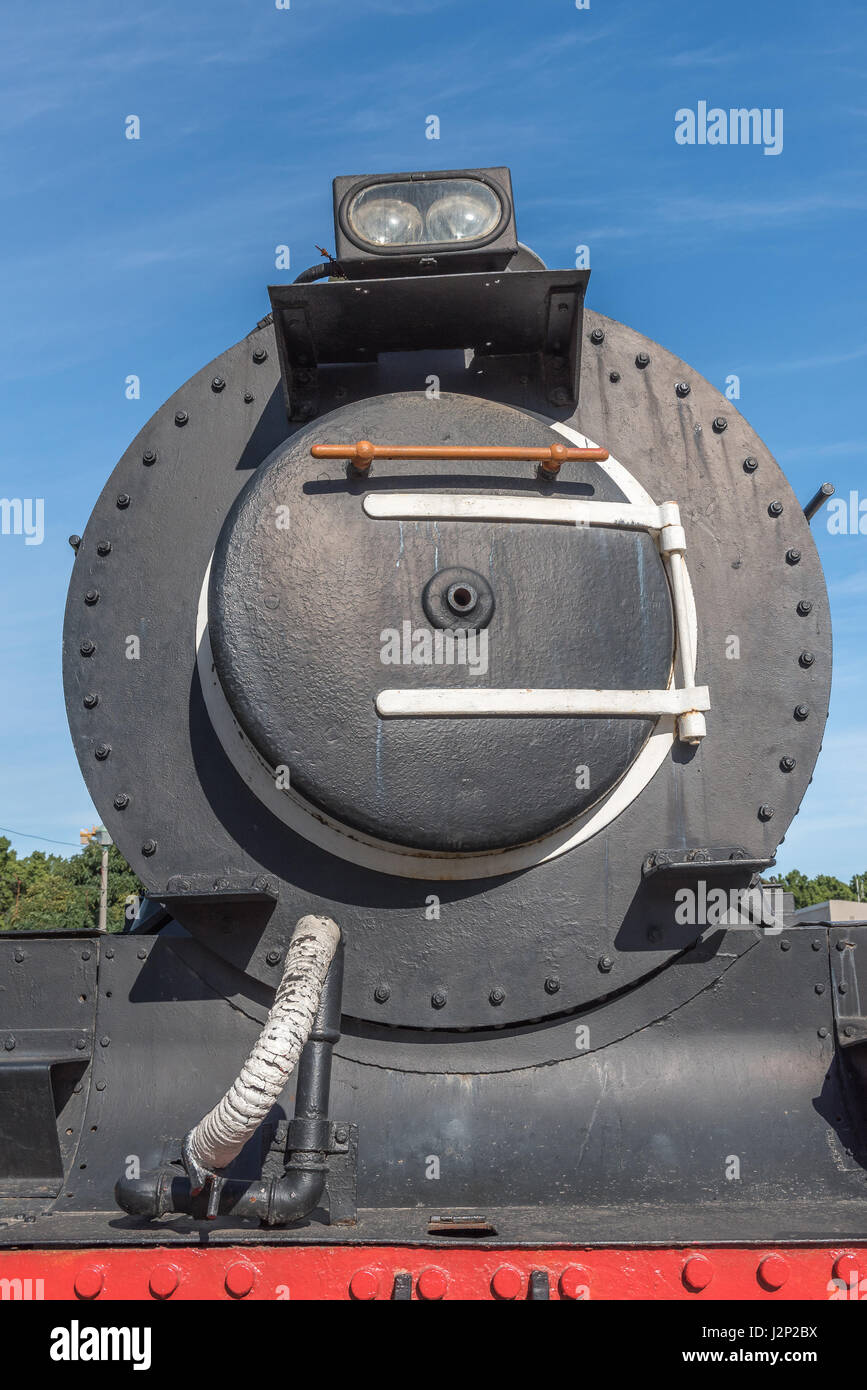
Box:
80, 825, 113, 932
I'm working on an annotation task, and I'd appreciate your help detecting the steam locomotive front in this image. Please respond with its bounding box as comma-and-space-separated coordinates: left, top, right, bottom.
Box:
3, 167, 856, 1299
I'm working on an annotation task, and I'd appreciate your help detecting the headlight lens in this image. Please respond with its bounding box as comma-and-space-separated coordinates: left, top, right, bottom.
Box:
348, 193, 424, 246
425, 186, 501, 241
346, 178, 503, 249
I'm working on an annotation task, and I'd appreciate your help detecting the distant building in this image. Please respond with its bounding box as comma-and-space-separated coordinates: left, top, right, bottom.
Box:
793, 899, 867, 925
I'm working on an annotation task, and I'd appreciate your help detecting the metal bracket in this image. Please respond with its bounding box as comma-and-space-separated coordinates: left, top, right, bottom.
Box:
268, 268, 589, 421
643, 848, 776, 879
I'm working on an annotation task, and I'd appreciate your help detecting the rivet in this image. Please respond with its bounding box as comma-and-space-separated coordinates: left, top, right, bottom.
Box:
833, 1253, 860, 1283
334, 1126, 349, 1144
780, 939, 791, 951
4, 1036, 15, 1051
598, 955, 613, 973
85, 588, 99, 605
544, 976, 561, 994
635, 351, 650, 368
83, 693, 99, 708
149, 1265, 179, 1300
682, 1254, 713, 1292
224, 1263, 255, 1299
116, 493, 130, 509
757, 1254, 789, 1291
252, 347, 268, 363
799, 650, 815, 668
142, 448, 157, 466
489, 986, 505, 1006
95, 1080, 106, 1091
768, 500, 783, 517
712, 416, 728, 432
845, 1026, 856, 1038
113, 793, 129, 810
105, 947, 114, 958
758, 804, 775, 821
13, 950, 24, 963
811, 940, 822, 951
211, 376, 226, 392
81, 950, 91, 961
818, 1026, 829, 1037
815, 983, 826, 995
95, 743, 110, 761
590, 328, 604, 345
174, 410, 188, 427
417, 1267, 449, 1301
68, 534, 81, 550
558, 1265, 590, 1300
797, 599, 813, 615
80, 639, 95, 657
743, 456, 759, 473
794, 704, 810, 721
137, 948, 147, 960
431, 989, 447, 1009
99, 1036, 110, 1048
266, 950, 281, 966
491, 1265, 523, 1300
836, 940, 848, 951
349, 1269, 379, 1301
74, 1267, 104, 1300
141, 839, 157, 856
780, 756, 796, 772
786, 549, 802, 565
374, 984, 390, 1003
75, 1038, 86, 1051
608, 370, 620, 383
244, 390, 255, 403
675, 381, 691, 398
839, 982, 848, 995
96, 540, 112, 556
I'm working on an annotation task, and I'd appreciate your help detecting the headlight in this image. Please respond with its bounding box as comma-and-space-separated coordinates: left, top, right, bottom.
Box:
425, 185, 501, 242
348, 192, 425, 246
345, 177, 503, 250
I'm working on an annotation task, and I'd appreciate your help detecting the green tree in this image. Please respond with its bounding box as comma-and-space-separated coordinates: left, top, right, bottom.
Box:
0, 837, 144, 933
779, 869, 858, 910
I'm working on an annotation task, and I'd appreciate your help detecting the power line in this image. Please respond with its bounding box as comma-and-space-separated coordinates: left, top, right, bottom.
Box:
0, 825, 81, 849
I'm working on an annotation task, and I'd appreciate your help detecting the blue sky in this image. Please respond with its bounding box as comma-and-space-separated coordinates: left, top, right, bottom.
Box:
0, 0, 864, 877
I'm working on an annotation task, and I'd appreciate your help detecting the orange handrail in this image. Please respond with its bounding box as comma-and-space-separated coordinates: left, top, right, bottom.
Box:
311, 439, 609, 475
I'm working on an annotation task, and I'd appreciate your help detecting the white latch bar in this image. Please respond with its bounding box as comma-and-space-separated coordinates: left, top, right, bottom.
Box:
364, 492, 682, 538
376, 687, 711, 719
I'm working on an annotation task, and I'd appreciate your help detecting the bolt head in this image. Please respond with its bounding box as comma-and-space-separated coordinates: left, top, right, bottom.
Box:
96, 540, 112, 556
79, 639, 95, 656
768, 500, 784, 517
142, 449, 157, 465
818, 1026, 829, 1037
113, 793, 129, 810
799, 650, 815, 668
68, 533, 82, 550
794, 704, 810, 721
712, 416, 728, 432
635, 351, 650, 368
796, 599, 812, 615
83, 693, 99, 708
489, 987, 505, 1006
780, 756, 796, 772
675, 381, 691, 398
374, 985, 390, 1003
787, 549, 802, 565
590, 328, 604, 345
743, 456, 759, 473
244, 390, 255, 403
758, 804, 775, 821
4, 1036, 15, 1051
598, 955, 613, 973
211, 376, 226, 392
116, 493, 130, 509
174, 410, 188, 426
85, 588, 99, 605
141, 839, 157, 856
266, 950, 281, 966
544, 976, 561, 995
94, 743, 110, 761
431, 989, 447, 1009
252, 347, 268, 363
608, 370, 621, 383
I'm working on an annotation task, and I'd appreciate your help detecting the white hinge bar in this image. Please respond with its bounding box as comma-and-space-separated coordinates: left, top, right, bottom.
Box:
376, 687, 711, 719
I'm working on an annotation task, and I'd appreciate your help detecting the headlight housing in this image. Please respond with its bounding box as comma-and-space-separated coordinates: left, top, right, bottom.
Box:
333, 168, 517, 276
